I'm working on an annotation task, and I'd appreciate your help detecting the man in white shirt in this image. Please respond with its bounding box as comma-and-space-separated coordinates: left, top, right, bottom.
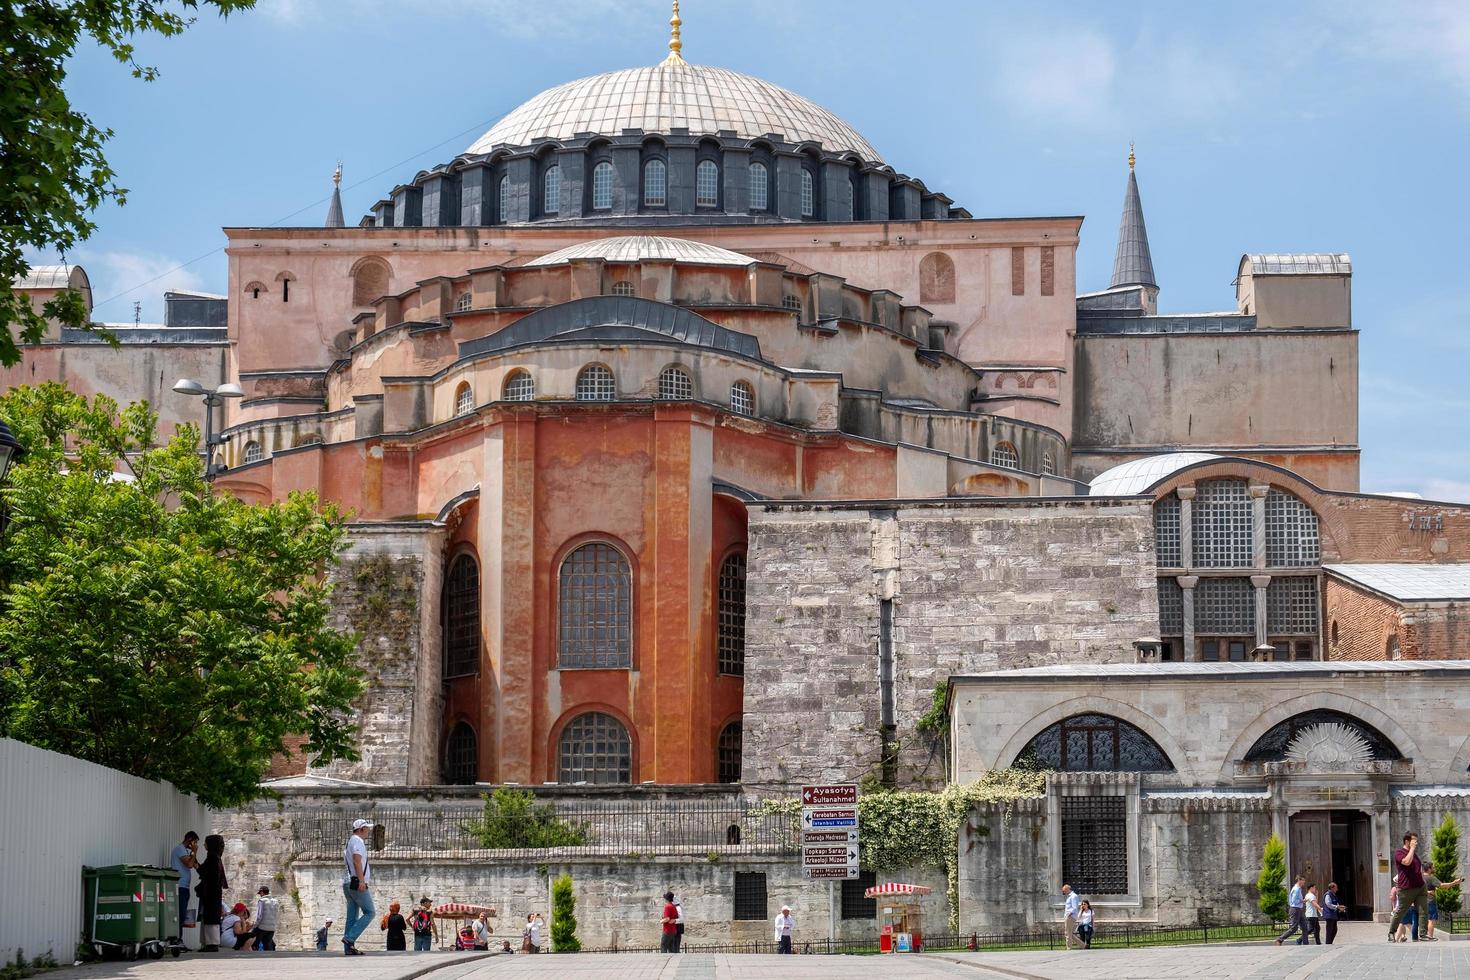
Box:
773, 905, 794, 954
250, 886, 281, 951
342, 818, 375, 956
1062, 884, 1081, 950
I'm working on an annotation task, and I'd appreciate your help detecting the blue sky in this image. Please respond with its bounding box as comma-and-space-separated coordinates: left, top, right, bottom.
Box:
40, 0, 1470, 498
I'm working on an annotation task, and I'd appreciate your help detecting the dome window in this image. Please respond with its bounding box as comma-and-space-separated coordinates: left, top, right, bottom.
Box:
242, 441, 264, 465
610, 280, 635, 297
990, 441, 1019, 469
455, 382, 475, 417
749, 162, 768, 211
543, 164, 561, 215
503, 370, 535, 402
782, 294, 802, 313
1042, 451, 1055, 475
658, 366, 693, 400
696, 160, 720, 207
498, 174, 510, 223
643, 159, 667, 208
592, 162, 615, 210
576, 364, 616, 401
729, 381, 754, 417
800, 170, 815, 218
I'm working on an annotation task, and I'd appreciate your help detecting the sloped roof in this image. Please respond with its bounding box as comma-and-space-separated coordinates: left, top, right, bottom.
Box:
1243, 253, 1351, 276
952, 661, 1470, 681
1109, 170, 1156, 290
1324, 563, 1470, 602
458, 295, 761, 360
14, 264, 80, 289
1089, 452, 1221, 496
524, 235, 756, 268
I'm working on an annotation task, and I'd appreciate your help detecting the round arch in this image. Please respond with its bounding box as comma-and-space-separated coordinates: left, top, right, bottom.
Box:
548, 703, 638, 784
1216, 692, 1420, 783
993, 696, 1190, 779
552, 533, 638, 670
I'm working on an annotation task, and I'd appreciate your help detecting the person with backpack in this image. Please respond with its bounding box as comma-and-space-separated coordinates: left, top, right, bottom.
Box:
410, 898, 437, 951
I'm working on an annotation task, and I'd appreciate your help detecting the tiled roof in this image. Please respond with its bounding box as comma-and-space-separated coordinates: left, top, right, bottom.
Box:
952, 661, 1470, 681
1244, 253, 1351, 276
1088, 452, 1222, 496
1323, 563, 1470, 602
524, 235, 755, 268
14, 264, 76, 289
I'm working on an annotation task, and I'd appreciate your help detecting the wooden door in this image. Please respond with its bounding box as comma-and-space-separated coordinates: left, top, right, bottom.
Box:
1290, 811, 1332, 890
1352, 816, 1373, 918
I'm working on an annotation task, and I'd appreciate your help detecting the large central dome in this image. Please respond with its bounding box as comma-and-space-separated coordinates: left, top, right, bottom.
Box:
466, 61, 884, 163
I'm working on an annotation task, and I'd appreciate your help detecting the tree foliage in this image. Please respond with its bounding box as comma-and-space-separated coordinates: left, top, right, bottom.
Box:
0, 1, 255, 365
462, 788, 589, 849
551, 873, 580, 952
0, 383, 362, 807
1433, 811, 1462, 915
1256, 833, 1288, 921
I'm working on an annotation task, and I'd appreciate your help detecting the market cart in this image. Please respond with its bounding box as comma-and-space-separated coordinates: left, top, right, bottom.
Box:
866, 882, 932, 953
434, 902, 497, 950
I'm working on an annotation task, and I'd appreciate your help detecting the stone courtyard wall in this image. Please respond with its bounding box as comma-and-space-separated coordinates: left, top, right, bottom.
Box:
741, 498, 1158, 787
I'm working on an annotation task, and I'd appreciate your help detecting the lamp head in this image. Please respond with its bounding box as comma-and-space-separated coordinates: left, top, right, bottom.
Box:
215, 383, 245, 399
173, 378, 206, 396
0, 419, 24, 484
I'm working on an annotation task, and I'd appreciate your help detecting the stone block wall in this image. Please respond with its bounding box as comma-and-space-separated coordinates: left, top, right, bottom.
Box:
741, 498, 1158, 787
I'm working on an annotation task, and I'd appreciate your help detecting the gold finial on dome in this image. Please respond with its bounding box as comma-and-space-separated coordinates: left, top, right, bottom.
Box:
662, 0, 685, 65
1128, 143, 1136, 172
333, 160, 342, 187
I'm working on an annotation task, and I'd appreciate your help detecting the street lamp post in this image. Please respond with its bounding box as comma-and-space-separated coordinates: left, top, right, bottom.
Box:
173, 379, 243, 481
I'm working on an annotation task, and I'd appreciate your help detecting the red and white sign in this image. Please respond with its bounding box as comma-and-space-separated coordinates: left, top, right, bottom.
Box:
802, 783, 859, 806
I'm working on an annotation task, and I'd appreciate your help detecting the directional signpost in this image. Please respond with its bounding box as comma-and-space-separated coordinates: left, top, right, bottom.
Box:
799, 783, 861, 942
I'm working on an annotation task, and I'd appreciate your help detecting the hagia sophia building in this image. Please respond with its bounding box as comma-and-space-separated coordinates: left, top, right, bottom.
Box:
9, 3, 1470, 905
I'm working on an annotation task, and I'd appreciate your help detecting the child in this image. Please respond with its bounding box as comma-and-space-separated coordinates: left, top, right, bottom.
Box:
1076, 900, 1094, 949
316, 918, 333, 951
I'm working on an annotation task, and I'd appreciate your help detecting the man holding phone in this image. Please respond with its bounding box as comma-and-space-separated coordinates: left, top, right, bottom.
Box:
342, 819, 375, 956
1388, 831, 1429, 943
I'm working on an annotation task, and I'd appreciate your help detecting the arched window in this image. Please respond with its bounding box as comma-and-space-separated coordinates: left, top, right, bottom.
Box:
610, 280, 636, 297
245, 281, 266, 300
729, 381, 754, 417
658, 366, 693, 400
749, 162, 769, 211
717, 552, 747, 675
990, 441, 1019, 469
718, 721, 742, 784
242, 441, 264, 464
643, 159, 667, 207
498, 174, 510, 222
1193, 479, 1253, 567
1016, 714, 1174, 772
454, 382, 474, 417
575, 364, 616, 401
919, 252, 956, 304
444, 722, 478, 785
558, 542, 632, 668
454, 291, 472, 312
1265, 489, 1320, 566
558, 711, 631, 784
800, 169, 815, 218
543, 164, 561, 214
443, 553, 480, 678
592, 161, 614, 210
696, 160, 720, 207
1242, 710, 1401, 763
503, 370, 535, 401
1042, 451, 1055, 475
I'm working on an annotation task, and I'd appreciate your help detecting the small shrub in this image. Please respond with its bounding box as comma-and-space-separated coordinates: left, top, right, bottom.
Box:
462, 788, 589, 849
551, 873, 581, 952
1433, 812, 1462, 914
1256, 833, 1288, 922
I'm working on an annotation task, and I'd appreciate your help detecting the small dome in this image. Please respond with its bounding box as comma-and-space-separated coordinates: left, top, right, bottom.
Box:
467, 62, 883, 162
524, 236, 757, 268
1089, 452, 1222, 496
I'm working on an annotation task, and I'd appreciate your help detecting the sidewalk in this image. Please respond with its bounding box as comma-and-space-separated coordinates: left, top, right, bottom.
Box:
34, 950, 498, 980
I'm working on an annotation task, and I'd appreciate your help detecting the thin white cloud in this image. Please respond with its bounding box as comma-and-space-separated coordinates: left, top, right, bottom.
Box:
81, 251, 210, 325
1421, 478, 1470, 503
1325, 0, 1470, 98
990, 28, 1117, 127
256, 0, 663, 38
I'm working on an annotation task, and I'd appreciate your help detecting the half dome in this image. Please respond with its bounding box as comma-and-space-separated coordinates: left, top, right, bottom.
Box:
466, 62, 883, 163
1089, 452, 1222, 496
524, 235, 757, 268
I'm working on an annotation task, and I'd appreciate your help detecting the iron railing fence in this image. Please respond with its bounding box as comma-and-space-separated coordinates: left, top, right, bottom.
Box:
293, 798, 802, 861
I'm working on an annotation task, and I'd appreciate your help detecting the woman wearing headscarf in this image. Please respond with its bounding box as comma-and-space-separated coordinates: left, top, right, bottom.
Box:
195, 834, 228, 952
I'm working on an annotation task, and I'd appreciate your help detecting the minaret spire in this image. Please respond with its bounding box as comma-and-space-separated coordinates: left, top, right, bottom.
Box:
325, 160, 345, 228
661, 1, 686, 65
1109, 145, 1157, 296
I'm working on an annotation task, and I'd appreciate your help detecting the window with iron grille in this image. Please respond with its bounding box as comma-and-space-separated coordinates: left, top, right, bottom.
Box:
243, 441, 264, 464
455, 291, 472, 312
800, 170, 814, 217
1267, 576, 1319, 634
643, 159, 667, 207
990, 442, 1019, 469
717, 721, 742, 784
1153, 496, 1182, 567
1061, 796, 1128, 895
558, 542, 631, 668
503, 370, 535, 401
1042, 451, 1055, 475
444, 722, 477, 784
557, 711, 631, 784
543, 164, 561, 214
498, 174, 510, 221
696, 160, 720, 207
782, 294, 802, 312
658, 366, 693, 400
1017, 714, 1173, 772
592, 161, 614, 210
842, 871, 878, 919
749, 162, 769, 211
575, 364, 616, 401
1195, 577, 1255, 634
1192, 479, 1253, 567
729, 382, 754, 417
733, 872, 768, 920
717, 552, 747, 675
1158, 576, 1183, 635
443, 554, 480, 677
455, 383, 474, 417
1265, 489, 1320, 566
610, 280, 635, 297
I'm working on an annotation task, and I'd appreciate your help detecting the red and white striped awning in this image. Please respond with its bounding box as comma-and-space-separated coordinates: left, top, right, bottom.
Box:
434, 903, 497, 917
864, 883, 933, 898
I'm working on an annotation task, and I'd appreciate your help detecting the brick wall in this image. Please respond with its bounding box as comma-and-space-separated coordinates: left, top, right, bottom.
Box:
1325, 577, 1406, 660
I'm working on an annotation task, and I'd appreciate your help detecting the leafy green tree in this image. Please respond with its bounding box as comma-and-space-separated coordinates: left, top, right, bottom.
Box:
0, 383, 362, 807
1256, 833, 1288, 922
0, 1, 255, 365
463, 788, 589, 849
551, 873, 580, 952
1433, 812, 1462, 914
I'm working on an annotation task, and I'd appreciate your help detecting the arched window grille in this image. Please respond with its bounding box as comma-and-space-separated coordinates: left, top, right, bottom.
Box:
454, 291, 472, 312
455, 382, 474, 417
444, 722, 478, 785
610, 280, 636, 297
1193, 479, 1253, 567
749, 162, 769, 211
717, 721, 743, 784
658, 366, 693, 400
729, 381, 754, 417
242, 441, 264, 464
575, 364, 616, 401
498, 174, 510, 222
558, 542, 632, 668
1242, 709, 1401, 762
592, 161, 615, 210
1042, 451, 1055, 475
717, 552, 747, 675
543, 164, 561, 214
643, 159, 667, 207
503, 370, 535, 401
1265, 489, 1321, 566
800, 170, 815, 217
696, 160, 720, 207
558, 711, 632, 784
1015, 714, 1174, 772
443, 553, 480, 678
990, 441, 1019, 469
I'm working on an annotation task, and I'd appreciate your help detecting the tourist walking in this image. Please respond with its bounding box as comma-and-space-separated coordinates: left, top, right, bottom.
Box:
773, 905, 795, 954
1422, 862, 1463, 941
660, 892, 679, 953
1301, 885, 1322, 945
1322, 882, 1342, 944
1061, 884, 1081, 950
470, 912, 491, 950
1274, 875, 1307, 945
168, 831, 199, 943
381, 901, 407, 951
1076, 900, 1094, 949
248, 885, 280, 950
1388, 831, 1429, 944
342, 817, 375, 956
410, 898, 437, 951
315, 919, 333, 951
195, 834, 227, 952
672, 897, 684, 952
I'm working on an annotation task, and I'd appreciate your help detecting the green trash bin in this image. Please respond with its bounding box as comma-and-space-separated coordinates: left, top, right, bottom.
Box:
142, 866, 183, 951
83, 865, 177, 960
